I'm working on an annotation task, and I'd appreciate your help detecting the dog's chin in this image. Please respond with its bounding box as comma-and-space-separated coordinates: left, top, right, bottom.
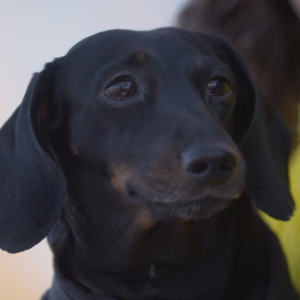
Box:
146, 197, 233, 221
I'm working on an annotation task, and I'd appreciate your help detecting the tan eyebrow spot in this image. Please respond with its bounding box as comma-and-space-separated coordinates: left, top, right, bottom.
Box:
136, 52, 147, 62
197, 60, 204, 67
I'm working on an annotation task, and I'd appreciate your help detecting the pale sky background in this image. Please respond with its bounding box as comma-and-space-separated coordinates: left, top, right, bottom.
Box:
0, 1, 186, 299
1, 1, 300, 300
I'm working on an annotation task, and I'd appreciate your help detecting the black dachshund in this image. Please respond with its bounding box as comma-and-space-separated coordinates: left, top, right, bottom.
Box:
0, 28, 298, 300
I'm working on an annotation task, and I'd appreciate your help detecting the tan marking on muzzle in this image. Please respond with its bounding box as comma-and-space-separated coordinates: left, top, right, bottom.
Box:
110, 163, 159, 196
110, 165, 157, 228
110, 164, 134, 196
40, 102, 48, 122
71, 144, 79, 156
136, 207, 157, 230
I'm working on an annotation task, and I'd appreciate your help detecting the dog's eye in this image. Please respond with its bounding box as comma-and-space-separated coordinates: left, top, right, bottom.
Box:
207, 79, 230, 96
105, 80, 137, 100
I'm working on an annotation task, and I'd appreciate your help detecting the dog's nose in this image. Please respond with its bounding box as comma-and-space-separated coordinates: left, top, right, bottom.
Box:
182, 144, 238, 186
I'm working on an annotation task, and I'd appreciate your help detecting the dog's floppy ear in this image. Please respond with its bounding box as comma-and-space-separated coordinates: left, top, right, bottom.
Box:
200, 34, 294, 220
0, 63, 67, 253
241, 96, 295, 220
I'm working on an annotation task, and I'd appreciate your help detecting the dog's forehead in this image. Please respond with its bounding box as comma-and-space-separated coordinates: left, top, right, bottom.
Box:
66, 28, 215, 63
59, 28, 231, 100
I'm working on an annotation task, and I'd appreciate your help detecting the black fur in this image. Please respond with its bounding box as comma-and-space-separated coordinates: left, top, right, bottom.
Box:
0, 28, 297, 299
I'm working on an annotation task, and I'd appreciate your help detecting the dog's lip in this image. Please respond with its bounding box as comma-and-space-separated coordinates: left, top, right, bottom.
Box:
141, 195, 233, 221
146, 196, 231, 205
143, 196, 233, 210
126, 186, 235, 208
125, 180, 242, 205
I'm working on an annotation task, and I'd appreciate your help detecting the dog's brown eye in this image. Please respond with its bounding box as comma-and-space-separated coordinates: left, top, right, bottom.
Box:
207, 79, 230, 96
105, 80, 137, 100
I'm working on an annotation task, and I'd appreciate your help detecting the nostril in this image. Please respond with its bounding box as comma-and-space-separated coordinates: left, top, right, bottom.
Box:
182, 144, 239, 186
219, 156, 236, 174
126, 185, 138, 198
186, 160, 209, 175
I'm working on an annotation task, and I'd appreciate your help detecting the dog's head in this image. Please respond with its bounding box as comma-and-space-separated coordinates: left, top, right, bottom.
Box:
0, 28, 294, 253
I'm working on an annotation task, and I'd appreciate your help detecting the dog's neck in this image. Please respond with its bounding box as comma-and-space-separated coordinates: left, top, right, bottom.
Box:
48, 177, 269, 300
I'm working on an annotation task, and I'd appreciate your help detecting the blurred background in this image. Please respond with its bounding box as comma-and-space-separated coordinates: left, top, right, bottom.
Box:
0, 1, 300, 299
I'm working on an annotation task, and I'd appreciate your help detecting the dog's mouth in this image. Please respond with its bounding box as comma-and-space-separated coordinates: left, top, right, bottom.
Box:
145, 196, 232, 220
122, 178, 242, 220
110, 154, 245, 220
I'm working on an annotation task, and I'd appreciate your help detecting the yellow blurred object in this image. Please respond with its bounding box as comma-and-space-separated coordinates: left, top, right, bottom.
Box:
261, 145, 300, 293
